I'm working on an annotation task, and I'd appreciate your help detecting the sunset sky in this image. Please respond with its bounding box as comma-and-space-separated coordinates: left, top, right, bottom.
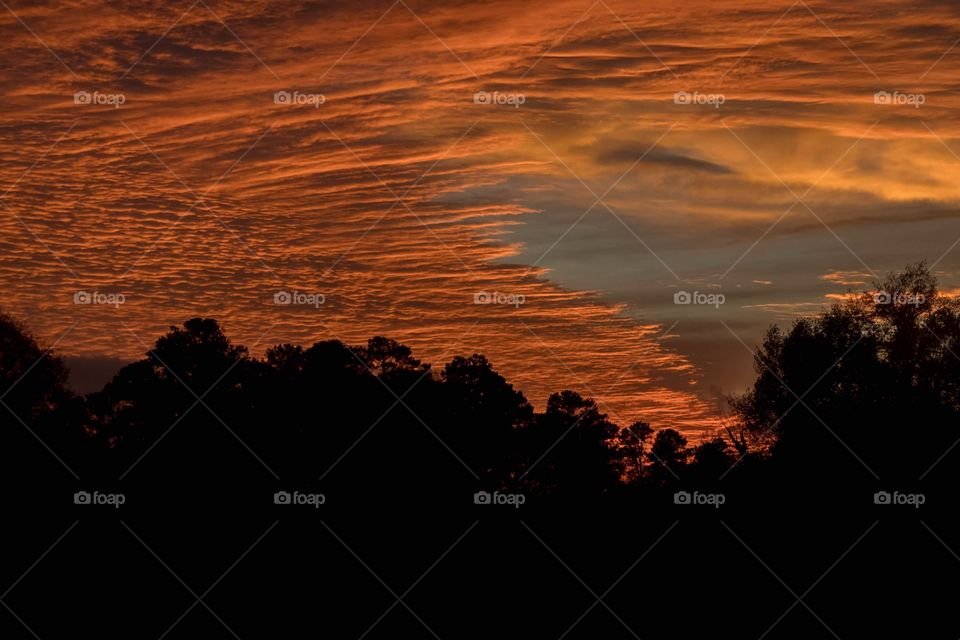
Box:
3, 0, 960, 433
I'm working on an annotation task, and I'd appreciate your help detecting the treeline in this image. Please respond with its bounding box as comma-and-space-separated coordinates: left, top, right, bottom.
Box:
2, 263, 959, 500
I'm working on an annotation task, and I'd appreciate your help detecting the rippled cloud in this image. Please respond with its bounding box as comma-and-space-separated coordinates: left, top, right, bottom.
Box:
3, 0, 960, 432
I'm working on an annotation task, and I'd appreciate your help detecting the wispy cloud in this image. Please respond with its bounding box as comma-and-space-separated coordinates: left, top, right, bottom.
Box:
3, 0, 960, 429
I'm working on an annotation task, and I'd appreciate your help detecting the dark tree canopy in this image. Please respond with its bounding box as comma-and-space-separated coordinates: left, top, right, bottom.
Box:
3, 263, 959, 502
0, 312, 86, 482
732, 262, 960, 483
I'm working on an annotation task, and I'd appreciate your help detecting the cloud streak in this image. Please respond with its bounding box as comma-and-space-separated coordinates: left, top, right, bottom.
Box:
3, 0, 960, 431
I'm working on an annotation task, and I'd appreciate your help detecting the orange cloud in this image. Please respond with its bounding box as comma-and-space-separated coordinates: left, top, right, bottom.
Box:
4, 0, 960, 434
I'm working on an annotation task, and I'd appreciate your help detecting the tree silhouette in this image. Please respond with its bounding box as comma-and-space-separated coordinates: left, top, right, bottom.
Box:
646, 428, 687, 486
618, 420, 654, 486
2, 261, 958, 502
441, 354, 532, 486
0, 313, 85, 483
86, 318, 263, 492
731, 261, 960, 484
518, 390, 623, 497
687, 436, 735, 483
